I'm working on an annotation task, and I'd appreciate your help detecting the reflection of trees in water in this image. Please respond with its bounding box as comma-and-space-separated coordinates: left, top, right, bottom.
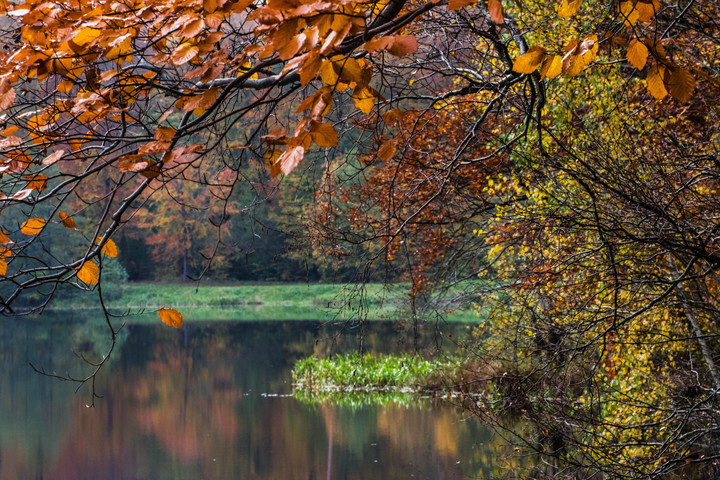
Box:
0, 320, 495, 480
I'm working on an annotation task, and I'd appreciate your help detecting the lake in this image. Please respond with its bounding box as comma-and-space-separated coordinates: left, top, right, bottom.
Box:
0, 316, 511, 479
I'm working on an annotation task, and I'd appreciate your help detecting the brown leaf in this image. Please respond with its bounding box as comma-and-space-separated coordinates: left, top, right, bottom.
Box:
448, 0, 475, 10
159, 308, 183, 328
182, 17, 204, 38
378, 139, 398, 161
386, 36, 418, 57
0, 87, 16, 111
138, 141, 172, 156
77, 261, 99, 285
627, 39, 648, 70
513, 46, 547, 74
21, 218, 45, 235
667, 67, 695, 103
488, 0, 504, 23
154, 127, 176, 141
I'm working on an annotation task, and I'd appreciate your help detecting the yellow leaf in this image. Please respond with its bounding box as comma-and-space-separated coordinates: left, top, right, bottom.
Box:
512, 46, 547, 74
627, 39, 648, 70
77, 261, 99, 285
96, 237, 118, 257
667, 67, 695, 103
58, 211, 76, 229
21, 218, 45, 235
488, 0, 504, 24
646, 64, 667, 99
539, 55, 562, 79
352, 87, 376, 114
558, 0, 582, 17
158, 307, 183, 328
619, 0, 639, 26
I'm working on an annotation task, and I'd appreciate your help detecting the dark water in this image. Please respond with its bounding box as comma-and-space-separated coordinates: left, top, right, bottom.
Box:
0, 317, 509, 479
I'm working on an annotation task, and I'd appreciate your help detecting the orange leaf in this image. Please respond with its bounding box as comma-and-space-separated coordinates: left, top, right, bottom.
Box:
557, 0, 582, 17
0, 258, 6, 277
96, 237, 118, 257
627, 39, 648, 70
646, 64, 667, 99
159, 307, 183, 328
636, 0, 660, 22
21, 218, 45, 235
0, 231, 12, 244
619, 0, 639, 26
154, 127, 176, 141
667, 67, 695, 103
513, 46, 547, 74
58, 211, 77, 229
488, 0, 504, 24
171, 42, 200, 66
539, 55, 562, 79
310, 122, 339, 148
26, 174, 47, 192
77, 260, 99, 285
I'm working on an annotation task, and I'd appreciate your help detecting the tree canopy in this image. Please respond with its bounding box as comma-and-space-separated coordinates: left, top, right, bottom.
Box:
0, 0, 719, 476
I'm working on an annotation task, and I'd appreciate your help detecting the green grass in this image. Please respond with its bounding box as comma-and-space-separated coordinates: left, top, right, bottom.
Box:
41, 281, 484, 323
292, 353, 453, 392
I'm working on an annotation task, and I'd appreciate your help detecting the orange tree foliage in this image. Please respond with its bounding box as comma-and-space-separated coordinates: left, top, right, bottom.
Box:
0, 0, 719, 473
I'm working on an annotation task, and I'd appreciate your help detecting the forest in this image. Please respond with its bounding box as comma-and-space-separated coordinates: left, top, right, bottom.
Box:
0, 0, 718, 477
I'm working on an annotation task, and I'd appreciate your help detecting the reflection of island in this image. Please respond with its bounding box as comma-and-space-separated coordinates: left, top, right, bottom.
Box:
0, 320, 504, 479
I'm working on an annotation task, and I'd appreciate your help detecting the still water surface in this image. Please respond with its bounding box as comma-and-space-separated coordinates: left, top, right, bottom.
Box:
0, 316, 507, 479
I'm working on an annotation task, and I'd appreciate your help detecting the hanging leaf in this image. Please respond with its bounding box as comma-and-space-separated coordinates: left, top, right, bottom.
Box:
310, 122, 339, 148
378, 139, 398, 161
58, 212, 77, 229
488, 0, 504, 24
386, 36, 418, 57
0, 258, 6, 276
627, 39, 648, 70
159, 307, 183, 328
667, 67, 695, 103
540, 55, 562, 79
170, 42, 200, 66
277, 145, 305, 176
646, 64, 668, 99
512, 46, 547, 74
0, 232, 12, 244
21, 218, 45, 235
96, 237, 118, 257
77, 261, 99, 285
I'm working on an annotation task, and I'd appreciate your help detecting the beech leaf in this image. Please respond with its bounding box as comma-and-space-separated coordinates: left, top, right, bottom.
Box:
21, 218, 45, 235
646, 64, 668, 99
488, 0, 504, 24
513, 46, 547, 74
278, 145, 305, 176
96, 237, 118, 257
627, 39, 648, 70
159, 308, 183, 328
77, 261, 99, 285
557, 0, 582, 17
58, 212, 76, 229
667, 67, 695, 103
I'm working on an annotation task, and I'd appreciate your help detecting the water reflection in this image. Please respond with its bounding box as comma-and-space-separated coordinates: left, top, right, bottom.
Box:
0, 317, 505, 479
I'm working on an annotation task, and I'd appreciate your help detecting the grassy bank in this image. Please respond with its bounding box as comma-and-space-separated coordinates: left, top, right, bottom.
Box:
42, 282, 483, 323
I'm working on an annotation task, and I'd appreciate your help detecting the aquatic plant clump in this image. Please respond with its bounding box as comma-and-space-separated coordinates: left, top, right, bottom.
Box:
292, 353, 453, 396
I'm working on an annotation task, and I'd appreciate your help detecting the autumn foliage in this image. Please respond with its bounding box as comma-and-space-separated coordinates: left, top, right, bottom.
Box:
0, 0, 719, 475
